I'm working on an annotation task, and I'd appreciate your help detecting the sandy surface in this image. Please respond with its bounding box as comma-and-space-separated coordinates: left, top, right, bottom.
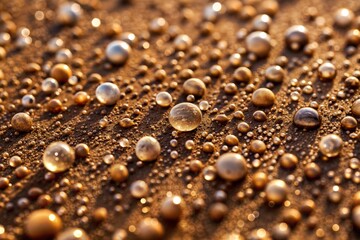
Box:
1, 0, 360, 239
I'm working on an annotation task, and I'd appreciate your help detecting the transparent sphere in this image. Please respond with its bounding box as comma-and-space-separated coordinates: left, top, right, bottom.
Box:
11, 112, 33, 132
318, 62, 337, 81
252, 14, 272, 32
105, 40, 131, 65
156, 92, 172, 107
199, 101, 210, 111
251, 88, 275, 107
56, 228, 89, 240
352, 99, 360, 116
22, 94, 36, 108
215, 153, 247, 181
265, 65, 285, 83
135, 136, 161, 161
57, 2, 82, 25
285, 25, 309, 51
272, 223, 290, 240
149, 17, 168, 34
47, 38, 64, 53
169, 103, 202, 132
334, 8, 354, 27
174, 34, 193, 51
293, 107, 321, 129
229, 53, 242, 67
203, 2, 222, 22
120, 32, 137, 47
0, 32, 11, 46
42, 78, 59, 94
245, 31, 272, 58
56, 48, 72, 63
319, 134, 343, 157
9, 155, 22, 167
265, 179, 288, 204
95, 82, 120, 105
160, 196, 183, 220
130, 180, 149, 198
203, 166, 217, 181
43, 142, 75, 173
103, 154, 114, 165
183, 78, 206, 97
16, 36, 32, 49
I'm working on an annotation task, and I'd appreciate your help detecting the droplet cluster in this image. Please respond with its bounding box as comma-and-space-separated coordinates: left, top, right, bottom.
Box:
0, 0, 360, 239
